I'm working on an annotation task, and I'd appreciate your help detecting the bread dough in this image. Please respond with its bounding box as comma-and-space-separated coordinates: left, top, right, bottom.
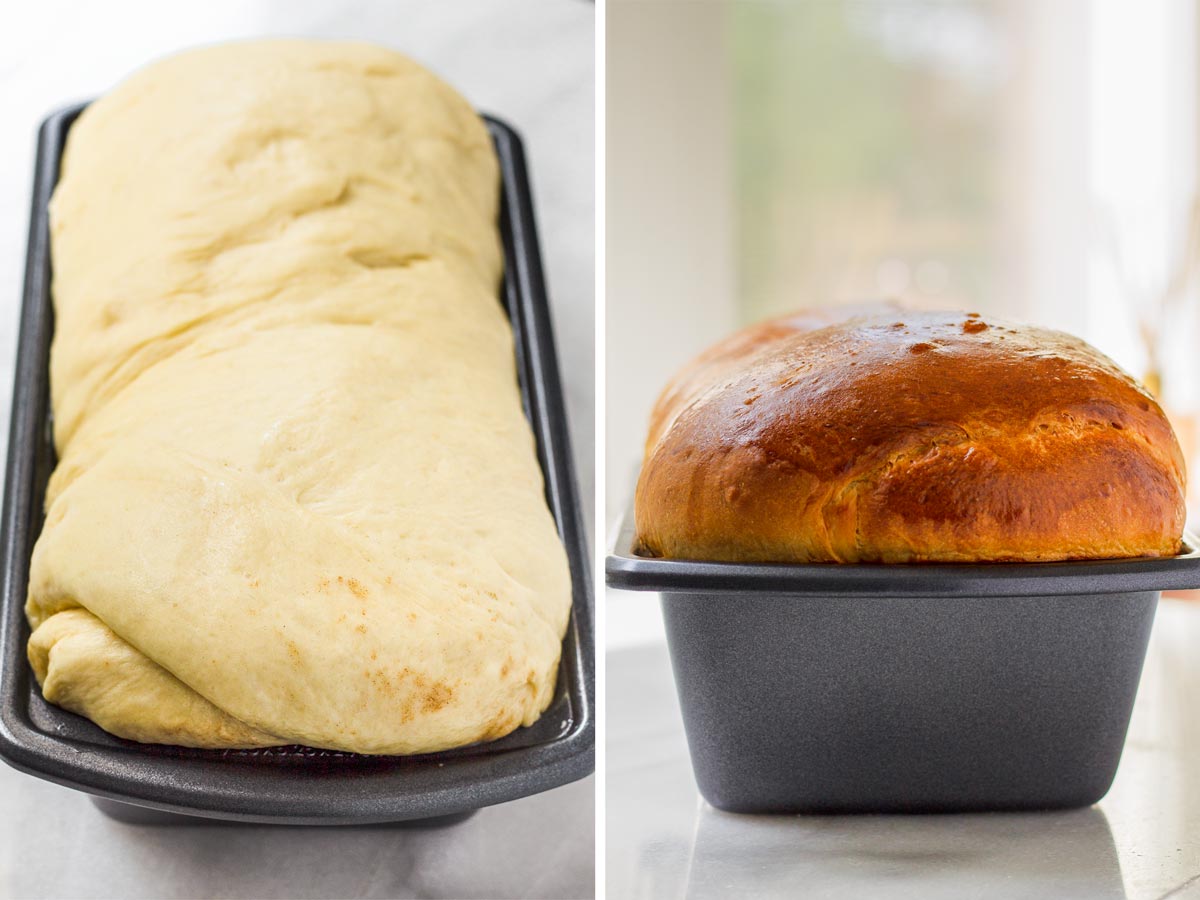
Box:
27, 40, 572, 754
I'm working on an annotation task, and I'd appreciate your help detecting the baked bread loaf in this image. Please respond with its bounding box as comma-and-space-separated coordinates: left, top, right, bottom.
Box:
636, 308, 1186, 563
27, 41, 571, 754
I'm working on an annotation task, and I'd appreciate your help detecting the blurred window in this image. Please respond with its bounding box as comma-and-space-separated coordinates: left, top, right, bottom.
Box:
731, 0, 1010, 321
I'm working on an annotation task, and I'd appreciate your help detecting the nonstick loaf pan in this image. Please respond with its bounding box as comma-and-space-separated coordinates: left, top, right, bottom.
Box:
0, 103, 594, 825
607, 505, 1200, 813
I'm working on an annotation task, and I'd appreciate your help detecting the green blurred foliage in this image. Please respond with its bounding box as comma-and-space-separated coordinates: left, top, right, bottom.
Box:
729, 0, 1005, 322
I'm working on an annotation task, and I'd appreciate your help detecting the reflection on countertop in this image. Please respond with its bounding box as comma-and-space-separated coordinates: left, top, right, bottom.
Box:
607, 598, 1200, 900
683, 805, 1124, 900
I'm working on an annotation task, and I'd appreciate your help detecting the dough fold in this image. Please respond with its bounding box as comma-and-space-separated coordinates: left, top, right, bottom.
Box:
27, 40, 571, 754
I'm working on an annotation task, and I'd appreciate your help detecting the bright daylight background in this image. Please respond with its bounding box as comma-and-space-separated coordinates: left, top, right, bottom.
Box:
608, 0, 1200, 646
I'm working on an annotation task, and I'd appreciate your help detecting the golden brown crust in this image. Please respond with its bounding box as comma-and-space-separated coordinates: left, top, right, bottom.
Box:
645, 302, 900, 453
636, 309, 1187, 563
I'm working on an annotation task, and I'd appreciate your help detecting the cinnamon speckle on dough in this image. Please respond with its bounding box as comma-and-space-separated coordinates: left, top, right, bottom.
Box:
963, 319, 988, 334
368, 667, 394, 694
482, 710, 517, 740
421, 682, 453, 712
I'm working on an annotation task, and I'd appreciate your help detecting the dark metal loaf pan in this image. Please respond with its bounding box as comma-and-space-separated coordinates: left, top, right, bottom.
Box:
0, 103, 594, 825
608, 507, 1200, 813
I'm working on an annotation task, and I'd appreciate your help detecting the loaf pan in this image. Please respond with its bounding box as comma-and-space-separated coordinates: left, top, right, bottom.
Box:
608, 506, 1200, 813
0, 103, 594, 825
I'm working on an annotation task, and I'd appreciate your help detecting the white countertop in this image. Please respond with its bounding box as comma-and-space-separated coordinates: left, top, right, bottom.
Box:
0, 3, 594, 898
0, 775, 593, 900
0, 774, 593, 900
608, 597, 1200, 900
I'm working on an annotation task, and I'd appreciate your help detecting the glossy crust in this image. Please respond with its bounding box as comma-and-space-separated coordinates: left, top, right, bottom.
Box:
636, 309, 1187, 563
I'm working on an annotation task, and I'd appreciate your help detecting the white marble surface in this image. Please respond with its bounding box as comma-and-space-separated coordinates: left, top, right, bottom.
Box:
1, 777, 593, 900
608, 598, 1200, 900
0, 2, 594, 898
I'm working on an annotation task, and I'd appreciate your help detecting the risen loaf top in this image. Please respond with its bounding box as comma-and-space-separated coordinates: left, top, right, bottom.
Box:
27, 40, 571, 754
636, 309, 1187, 563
